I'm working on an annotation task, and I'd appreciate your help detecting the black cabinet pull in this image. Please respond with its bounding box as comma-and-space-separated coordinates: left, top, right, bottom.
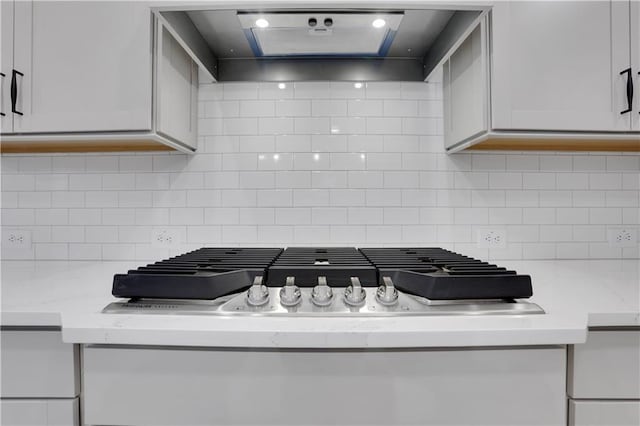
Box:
0, 72, 5, 117
10, 69, 23, 116
620, 68, 633, 115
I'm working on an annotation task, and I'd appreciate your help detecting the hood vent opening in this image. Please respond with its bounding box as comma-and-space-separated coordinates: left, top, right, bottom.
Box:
237, 12, 404, 58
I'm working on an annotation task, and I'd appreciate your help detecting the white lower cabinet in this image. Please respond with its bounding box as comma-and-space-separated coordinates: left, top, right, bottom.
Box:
83, 345, 566, 426
0, 329, 79, 426
569, 400, 640, 426
1, 399, 79, 426
568, 329, 640, 426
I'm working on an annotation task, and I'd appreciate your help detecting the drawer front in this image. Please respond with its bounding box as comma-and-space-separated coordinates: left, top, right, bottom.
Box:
569, 330, 640, 399
0, 398, 79, 426
84, 345, 566, 426
0, 330, 79, 398
569, 400, 640, 426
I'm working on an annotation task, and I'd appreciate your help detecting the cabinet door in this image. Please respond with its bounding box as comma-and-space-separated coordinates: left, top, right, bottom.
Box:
0, 399, 79, 426
443, 18, 489, 149
633, 0, 640, 131
1, 0, 13, 132
156, 23, 198, 149
491, 1, 632, 132
11, 1, 152, 134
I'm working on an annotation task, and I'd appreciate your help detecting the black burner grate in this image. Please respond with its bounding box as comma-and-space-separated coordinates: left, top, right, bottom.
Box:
360, 247, 532, 300
267, 247, 377, 287
112, 248, 282, 300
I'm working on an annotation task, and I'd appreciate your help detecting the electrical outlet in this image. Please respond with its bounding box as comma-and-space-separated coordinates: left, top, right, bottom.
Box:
2, 229, 33, 252
151, 228, 181, 248
477, 228, 507, 249
607, 227, 638, 248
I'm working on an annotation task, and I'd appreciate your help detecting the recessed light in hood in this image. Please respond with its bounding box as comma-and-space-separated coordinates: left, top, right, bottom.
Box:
237, 12, 403, 57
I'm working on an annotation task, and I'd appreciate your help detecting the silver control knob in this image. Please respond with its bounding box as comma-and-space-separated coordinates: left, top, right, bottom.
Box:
376, 276, 399, 306
279, 276, 302, 307
246, 276, 269, 306
344, 276, 366, 306
311, 276, 333, 306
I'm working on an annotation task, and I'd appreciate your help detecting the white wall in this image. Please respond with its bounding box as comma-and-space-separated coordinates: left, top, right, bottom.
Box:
1, 80, 639, 260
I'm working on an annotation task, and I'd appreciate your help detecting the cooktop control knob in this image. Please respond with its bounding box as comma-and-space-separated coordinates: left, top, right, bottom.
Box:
344, 276, 366, 306
279, 276, 302, 307
376, 276, 399, 306
311, 276, 333, 306
246, 276, 269, 306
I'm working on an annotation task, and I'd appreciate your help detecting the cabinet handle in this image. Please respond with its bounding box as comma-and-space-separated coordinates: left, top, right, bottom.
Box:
620, 68, 633, 115
0, 72, 5, 116
10, 69, 23, 116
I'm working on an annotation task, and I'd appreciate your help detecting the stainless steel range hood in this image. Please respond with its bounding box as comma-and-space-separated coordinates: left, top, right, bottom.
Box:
156, 5, 487, 82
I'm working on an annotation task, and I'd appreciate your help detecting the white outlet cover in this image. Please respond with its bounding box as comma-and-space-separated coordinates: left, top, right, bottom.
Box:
476, 228, 507, 249
151, 228, 182, 248
607, 227, 638, 248
2, 229, 33, 254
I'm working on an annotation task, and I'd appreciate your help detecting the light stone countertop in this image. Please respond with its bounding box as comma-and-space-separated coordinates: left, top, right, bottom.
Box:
1, 259, 638, 348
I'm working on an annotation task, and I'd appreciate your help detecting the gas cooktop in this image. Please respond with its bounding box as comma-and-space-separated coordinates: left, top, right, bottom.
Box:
104, 247, 543, 317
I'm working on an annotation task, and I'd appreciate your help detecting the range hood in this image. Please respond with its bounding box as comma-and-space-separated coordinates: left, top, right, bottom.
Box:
156, 5, 487, 82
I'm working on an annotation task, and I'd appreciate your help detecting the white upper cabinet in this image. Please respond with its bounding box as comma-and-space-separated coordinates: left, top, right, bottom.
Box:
633, 0, 640, 131
1, 1, 197, 153
1, 0, 14, 133
156, 24, 198, 148
444, 0, 640, 152
9, 1, 152, 133
491, 1, 632, 132
443, 19, 489, 148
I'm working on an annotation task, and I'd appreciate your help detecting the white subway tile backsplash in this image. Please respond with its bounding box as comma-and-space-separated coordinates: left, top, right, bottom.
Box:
367, 117, 402, 134
259, 117, 294, 134
329, 189, 366, 206
556, 208, 589, 225
573, 156, 606, 171
348, 100, 383, 117
311, 100, 347, 117
86, 191, 118, 208
312, 207, 348, 225
258, 82, 294, 100
102, 208, 135, 225
589, 208, 622, 225
539, 155, 572, 171
366, 189, 401, 207
2, 80, 637, 259
18, 192, 51, 208
257, 189, 292, 207
275, 208, 311, 225
169, 208, 204, 225
293, 189, 329, 207
506, 155, 539, 171
35, 209, 68, 225
539, 191, 572, 207
311, 135, 347, 153
86, 226, 119, 243
19, 157, 52, 173
606, 156, 640, 171
223, 83, 258, 100
275, 171, 311, 189
590, 173, 622, 190
2, 208, 35, 225
330, 117, 365, 135
311, 171, 347, 188
239, 100, 274, 117
52, 156, 85, 173
3, 174, 36, 191
275, 100, 310, 117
